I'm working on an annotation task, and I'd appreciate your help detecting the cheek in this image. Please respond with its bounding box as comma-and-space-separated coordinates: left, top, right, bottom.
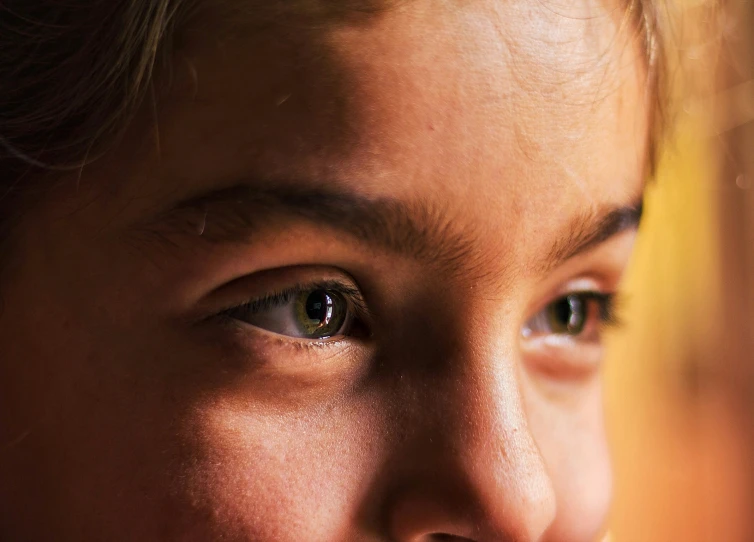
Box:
172, 394, 388, 541
524, 379, 612, 542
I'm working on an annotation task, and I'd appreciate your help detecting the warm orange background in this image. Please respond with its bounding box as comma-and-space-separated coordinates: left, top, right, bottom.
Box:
605, 127, 748, 541
605, 3, 753, 534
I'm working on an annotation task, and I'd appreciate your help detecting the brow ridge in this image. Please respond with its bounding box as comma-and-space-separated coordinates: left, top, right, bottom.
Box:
140, 182, 642, 277
143, 183, 478, 276
540, 199, 643, 273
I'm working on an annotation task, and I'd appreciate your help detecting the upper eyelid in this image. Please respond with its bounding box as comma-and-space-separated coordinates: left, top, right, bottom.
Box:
528, 284, 608, 318
222, 279, 368, 316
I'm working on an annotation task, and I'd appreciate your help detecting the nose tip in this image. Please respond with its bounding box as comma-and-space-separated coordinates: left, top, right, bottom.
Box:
467, 431, 557, 541
384, 360, 557, 542
387, 421, 557, 542
390, 480, 554, 542
493, 426, 557, 538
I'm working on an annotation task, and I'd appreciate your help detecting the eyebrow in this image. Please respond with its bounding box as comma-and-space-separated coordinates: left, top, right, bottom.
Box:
539, 198, 643, 273
138, 183, 642, 275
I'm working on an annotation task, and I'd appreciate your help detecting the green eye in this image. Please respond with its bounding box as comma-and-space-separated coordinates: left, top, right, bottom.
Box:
220, 284, 356, 340
546, 294, 586, 335
293, 289, 348, 338
523, 291, 616, 340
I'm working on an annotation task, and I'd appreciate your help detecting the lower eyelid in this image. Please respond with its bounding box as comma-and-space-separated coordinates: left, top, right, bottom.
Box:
193, 320, 375, 399
234, 327, 373, 381
219, 315, 352, 347
522, 337, 603, 380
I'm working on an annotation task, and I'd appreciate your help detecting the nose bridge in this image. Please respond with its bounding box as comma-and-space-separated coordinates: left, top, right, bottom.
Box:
387, 331, 557, 542
454, 354, 556, 540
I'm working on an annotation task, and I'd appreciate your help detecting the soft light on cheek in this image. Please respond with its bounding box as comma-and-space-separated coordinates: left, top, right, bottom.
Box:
522, 373, 612, 541
191, 322, 376, 408
171, 391, 390, 541
545, 441, 613, 542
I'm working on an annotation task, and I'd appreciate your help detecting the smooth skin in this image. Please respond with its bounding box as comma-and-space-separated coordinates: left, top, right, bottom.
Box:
0, 0, 648, 540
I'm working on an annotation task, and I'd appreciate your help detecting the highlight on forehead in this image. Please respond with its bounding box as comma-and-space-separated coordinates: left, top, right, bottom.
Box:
174, 0, 663, 149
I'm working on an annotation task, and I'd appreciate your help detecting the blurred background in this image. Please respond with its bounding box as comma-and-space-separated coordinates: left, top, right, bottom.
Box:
605, 0, 754, 540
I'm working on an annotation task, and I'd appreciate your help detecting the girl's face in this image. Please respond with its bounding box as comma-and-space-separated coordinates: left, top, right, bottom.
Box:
0, 0, 648, 540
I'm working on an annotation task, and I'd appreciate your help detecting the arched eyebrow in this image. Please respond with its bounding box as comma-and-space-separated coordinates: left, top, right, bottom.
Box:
536, 199, 643, 274
136, 182, 642, 274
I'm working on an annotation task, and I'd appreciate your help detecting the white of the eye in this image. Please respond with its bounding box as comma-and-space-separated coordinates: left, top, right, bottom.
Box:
521, 310, 551, 338
245, 302, 309, 337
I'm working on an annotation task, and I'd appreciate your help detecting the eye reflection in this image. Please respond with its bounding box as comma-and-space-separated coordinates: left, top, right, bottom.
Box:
296, 289, 347, 338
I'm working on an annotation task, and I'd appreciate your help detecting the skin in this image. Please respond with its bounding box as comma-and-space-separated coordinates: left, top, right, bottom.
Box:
0, 0, 649, 540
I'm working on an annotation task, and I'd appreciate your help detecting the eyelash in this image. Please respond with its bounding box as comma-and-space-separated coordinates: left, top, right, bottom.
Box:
581, 291, 620, 327
216, 280, 370, 330
522, 290, 622, 341
213, 279, 622, 346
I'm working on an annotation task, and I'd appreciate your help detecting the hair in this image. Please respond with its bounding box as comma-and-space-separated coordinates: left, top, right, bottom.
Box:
0, 0, 667, 259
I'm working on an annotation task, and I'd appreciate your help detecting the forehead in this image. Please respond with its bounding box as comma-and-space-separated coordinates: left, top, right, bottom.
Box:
99, 0, 647, 246
325, 0, 647, 199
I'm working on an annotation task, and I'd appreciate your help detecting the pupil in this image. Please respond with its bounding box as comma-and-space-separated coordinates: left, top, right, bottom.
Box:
305, 290, 333, 324
553, 298, 572, 326
548, 295, 586, 335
